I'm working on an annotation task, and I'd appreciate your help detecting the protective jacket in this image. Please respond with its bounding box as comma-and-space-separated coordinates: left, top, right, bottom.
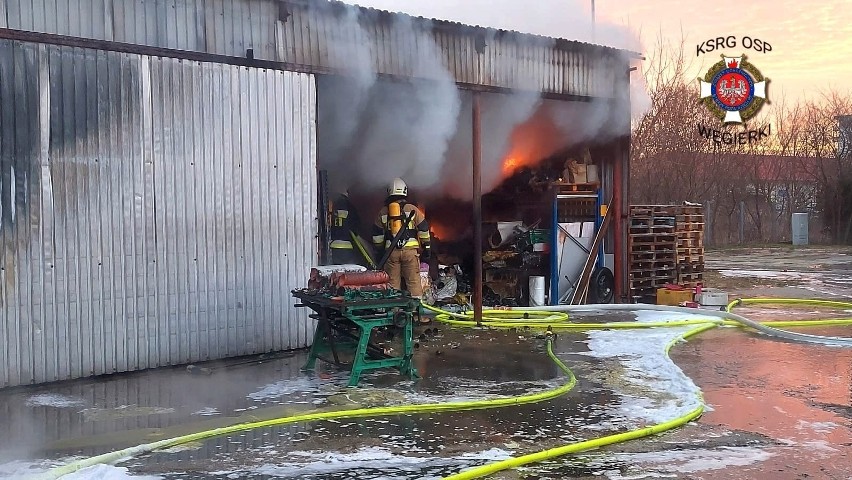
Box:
372, 201, 431, 251
329, 194, 360, 250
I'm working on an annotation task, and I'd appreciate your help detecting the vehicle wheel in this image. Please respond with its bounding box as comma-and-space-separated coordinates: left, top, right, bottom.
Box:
589, 267, 615, 304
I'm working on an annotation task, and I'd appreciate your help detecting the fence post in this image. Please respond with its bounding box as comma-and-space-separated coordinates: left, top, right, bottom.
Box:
704, 200, 712, 247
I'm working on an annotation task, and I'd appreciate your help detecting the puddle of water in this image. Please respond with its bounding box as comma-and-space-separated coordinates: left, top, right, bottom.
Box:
62, 464, 163, 479
540, 446, 774, 479
120, 317, 715, 479
24, 394, 87, 409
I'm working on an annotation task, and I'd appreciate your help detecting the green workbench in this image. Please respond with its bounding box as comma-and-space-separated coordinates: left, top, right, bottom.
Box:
294, 289, 420, 387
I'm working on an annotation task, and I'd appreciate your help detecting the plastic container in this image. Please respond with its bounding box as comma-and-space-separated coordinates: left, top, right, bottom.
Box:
696, 288, 729, 306
656, 287, 694, 306
529, 276, 546, 307
792, 213, 809, 246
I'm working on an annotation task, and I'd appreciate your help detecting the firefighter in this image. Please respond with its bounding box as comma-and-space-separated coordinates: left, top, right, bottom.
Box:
329, 190, 364, 266
372, 178, 431, 297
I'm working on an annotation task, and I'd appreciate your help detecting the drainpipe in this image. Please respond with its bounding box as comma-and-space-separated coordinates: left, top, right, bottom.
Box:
473, 92, 483, 325
616, 66, 638, 302
613, 142, 625, 302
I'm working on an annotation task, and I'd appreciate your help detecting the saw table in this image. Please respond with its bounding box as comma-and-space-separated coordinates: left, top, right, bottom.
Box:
294, 288, 420, 387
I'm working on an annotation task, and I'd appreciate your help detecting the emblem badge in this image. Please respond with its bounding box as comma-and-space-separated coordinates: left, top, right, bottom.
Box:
699, 55, 768, 124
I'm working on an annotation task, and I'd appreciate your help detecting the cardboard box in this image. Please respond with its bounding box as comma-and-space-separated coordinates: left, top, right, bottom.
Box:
572, 164, 587, 183
586, 165, 599, 183
656, 288, 694, 306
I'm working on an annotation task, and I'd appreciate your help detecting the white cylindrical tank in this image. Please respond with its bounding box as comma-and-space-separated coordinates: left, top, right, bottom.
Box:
529, 276, 546, 306
792, 212, 809, 246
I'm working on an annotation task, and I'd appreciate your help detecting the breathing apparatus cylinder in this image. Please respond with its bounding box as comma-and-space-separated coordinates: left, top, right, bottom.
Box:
389, 201, 402, 236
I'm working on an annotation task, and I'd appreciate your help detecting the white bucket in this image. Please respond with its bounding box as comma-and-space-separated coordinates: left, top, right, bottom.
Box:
529, 276, 546, 307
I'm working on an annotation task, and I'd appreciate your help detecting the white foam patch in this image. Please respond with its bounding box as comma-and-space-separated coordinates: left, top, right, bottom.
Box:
403, 377, 564, 404
718, 269, 807, 280
25, 393, 86, 408
632, 310, 720, 323
61, 465, 163, 480
248, 373, 350, 401
601, 446, 773, 476
0, 459, 65, 479
795, 420, 839, 434
191, 407, 221, 416
251, 370, 563, 406
796, 440, 839, 454
247, 446, 513, 478
580, 323, 705, 424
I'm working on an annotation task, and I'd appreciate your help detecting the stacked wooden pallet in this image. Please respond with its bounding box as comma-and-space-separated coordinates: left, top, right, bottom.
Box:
674, 206, 705, 288
628, 205, 705, 298
628, 210, 677, 299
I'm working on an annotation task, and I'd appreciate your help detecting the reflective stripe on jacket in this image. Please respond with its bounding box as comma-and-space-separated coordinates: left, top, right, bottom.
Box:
330, 194, 359, 249
372, 201, 431, 250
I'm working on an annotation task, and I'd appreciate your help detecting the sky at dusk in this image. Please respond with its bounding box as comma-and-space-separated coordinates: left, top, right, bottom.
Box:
347, 0, 852, 104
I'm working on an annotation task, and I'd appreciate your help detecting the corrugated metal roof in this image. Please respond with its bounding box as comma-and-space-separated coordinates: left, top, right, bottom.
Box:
276, 0, 628, 97
308, 0, 636, 56
0, 0, 632, 98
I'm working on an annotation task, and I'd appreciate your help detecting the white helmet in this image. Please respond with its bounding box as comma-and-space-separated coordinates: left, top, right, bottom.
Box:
387, 177, 408, 197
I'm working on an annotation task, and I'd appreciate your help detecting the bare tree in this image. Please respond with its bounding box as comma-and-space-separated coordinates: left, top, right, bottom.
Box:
631, 35, 852, 245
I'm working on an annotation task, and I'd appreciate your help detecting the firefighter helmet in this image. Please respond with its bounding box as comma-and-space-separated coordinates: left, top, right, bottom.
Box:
387, 177, 408, 197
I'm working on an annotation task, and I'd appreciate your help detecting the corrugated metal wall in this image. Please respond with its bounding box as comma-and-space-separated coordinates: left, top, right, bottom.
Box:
0, 0, 279, 59
0, 39, 318, 388
0, 0, 626, 99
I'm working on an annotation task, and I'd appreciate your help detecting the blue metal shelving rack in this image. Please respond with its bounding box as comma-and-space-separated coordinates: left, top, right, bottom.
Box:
549, 187, 604, 305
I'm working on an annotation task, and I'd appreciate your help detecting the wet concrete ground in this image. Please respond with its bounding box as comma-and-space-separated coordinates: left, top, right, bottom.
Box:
2, 245, 852, 479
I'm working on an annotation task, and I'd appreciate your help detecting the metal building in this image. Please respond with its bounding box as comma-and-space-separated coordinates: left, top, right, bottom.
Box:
0, 0, 634, 387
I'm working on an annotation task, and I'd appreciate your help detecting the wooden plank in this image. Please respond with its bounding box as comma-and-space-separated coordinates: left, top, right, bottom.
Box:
571, 195, 614, 305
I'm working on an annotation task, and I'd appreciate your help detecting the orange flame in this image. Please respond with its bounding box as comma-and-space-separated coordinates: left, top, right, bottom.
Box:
502, 156, 521, 176
498, 103, 566, 182
430, 222, 451, 241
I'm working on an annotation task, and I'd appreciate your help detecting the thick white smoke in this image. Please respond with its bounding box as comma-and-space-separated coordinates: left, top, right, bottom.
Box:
347, 0, 650, 123
318, 9, 461, 194
360, 15, 461, 191
347, 0, 640, 51
319, 0, 646, 198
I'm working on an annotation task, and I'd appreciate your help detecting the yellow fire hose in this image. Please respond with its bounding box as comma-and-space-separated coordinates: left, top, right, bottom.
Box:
40, 298, 852, 480
350, 231, 378, 269
39, 330, 577, 479
444, 322, 718, 480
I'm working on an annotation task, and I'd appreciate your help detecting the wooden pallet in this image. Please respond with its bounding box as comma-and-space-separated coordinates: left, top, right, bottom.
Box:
630, 205, 703, 216
555, 182, 600, 193
630, 204, 705, 291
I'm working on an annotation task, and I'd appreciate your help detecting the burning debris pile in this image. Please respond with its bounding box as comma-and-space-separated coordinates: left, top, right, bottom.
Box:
425, 146, 597, 307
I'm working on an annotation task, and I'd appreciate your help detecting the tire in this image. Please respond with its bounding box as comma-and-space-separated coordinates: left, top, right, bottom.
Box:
589, 267, 615, 304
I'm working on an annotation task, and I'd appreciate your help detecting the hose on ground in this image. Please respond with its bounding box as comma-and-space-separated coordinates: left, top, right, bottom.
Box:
442, 322, 717, 480
42, 298, 852, 479
501, 300, 852, 347
39, 331, 577, 479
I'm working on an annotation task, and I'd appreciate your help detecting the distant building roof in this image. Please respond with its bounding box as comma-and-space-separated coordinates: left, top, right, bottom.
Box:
686, 153, 828, 183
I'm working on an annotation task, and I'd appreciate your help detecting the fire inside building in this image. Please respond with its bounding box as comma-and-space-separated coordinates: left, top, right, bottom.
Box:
315, 31, 636, 315
0, 0, 636, 387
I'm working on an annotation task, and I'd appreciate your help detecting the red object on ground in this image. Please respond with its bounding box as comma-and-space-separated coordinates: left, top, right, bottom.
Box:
332, 271, 391, 287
